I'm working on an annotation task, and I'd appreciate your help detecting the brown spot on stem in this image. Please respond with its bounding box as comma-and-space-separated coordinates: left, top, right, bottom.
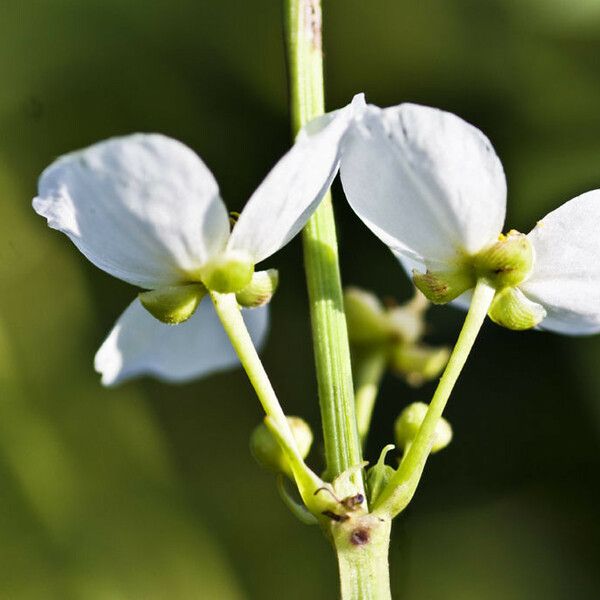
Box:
304, 0, 322, 51
350, 527, 370, 546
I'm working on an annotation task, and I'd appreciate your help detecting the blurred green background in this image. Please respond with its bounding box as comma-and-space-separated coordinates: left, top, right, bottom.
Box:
1, 0, 599, 598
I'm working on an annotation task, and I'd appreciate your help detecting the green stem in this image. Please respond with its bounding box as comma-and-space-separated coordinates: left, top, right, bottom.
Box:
210, 293, 295, 441
334, 516, 392, 600
285, 0, 363, 491
210, 293, 320, 491
285, 2, 386, 597
374, 279, 495, 517
354, 348, 387, 448
210, 291, 336, 516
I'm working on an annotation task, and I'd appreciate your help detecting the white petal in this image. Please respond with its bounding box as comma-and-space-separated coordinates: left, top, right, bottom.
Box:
34, 134, 230, 289
520, 190, 600, 335
94, 296, 269, 385
227, 96, 365, 263
340, 103, 506, 268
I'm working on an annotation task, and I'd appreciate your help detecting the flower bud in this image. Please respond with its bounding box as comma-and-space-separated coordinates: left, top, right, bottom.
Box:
250, 416, 313, 478
394, 402, 452, 453
389, 344, 450, 387
200, 250, 254, 293
413, 267, 475, 304
488, 286, 546, 331
475, 230, 533, 289
366, 444, 395, 505
236, 269, 279, 308
139, 283, 206, 324
344, 287, 390, 345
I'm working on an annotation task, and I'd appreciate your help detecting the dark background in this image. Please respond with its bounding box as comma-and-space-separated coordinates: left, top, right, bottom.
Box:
0, 1, 599, 598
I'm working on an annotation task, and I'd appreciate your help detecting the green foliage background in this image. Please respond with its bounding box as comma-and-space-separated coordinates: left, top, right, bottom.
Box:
0, 1, 599, 598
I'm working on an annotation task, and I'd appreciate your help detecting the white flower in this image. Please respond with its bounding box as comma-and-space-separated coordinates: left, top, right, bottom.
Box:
34, 120, 351, 384
321, 98, 600, 335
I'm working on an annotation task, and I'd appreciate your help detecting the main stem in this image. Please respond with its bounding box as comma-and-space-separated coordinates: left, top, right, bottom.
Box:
285, 2, 391, 599
374, 280, 495, 517
285, 0, 363, 489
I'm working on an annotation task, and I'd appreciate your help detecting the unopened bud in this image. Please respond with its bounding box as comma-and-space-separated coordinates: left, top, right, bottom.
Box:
488, 286, 546, 331
413, 267, 475, 304
344, 287, 390, 345
250, 416, 313, 478
475, 231, 533, 289
366, 444, 395, 505
390, 344, 450, 387
394, 402, 452, 453
236, 269, 279, 308
139, 283, 206, 324
200, 250, 254, 293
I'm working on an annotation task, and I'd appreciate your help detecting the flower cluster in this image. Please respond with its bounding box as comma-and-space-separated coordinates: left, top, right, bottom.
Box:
34, 94, 600, 387
345, 287, 449, 386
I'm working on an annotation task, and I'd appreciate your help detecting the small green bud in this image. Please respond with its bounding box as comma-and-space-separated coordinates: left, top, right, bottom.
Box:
139, 283, 206, 324
344, 287, 390, 345
200, 250, 254, 293
250, 416, 313, 478
366, 444, 395, 505
475, 230, 533, 289
488, 286, 546, 331
236, 269, 279, 308
413, 267, 475, 304
389, 344, 450, 387
394, 402, 452, 453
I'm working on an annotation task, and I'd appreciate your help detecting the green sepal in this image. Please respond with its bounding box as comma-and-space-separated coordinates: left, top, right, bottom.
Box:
139, 283, 206, 324
250, 416, 313, 479
394, 402, 452, 453
236, 269, 279, 308
366, 444, 395, 506
413, 268, 475, 304
200, 250, 254, 293
475, 230, 533, 289
389, 343, 450, 387
488, 286, 546, 331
